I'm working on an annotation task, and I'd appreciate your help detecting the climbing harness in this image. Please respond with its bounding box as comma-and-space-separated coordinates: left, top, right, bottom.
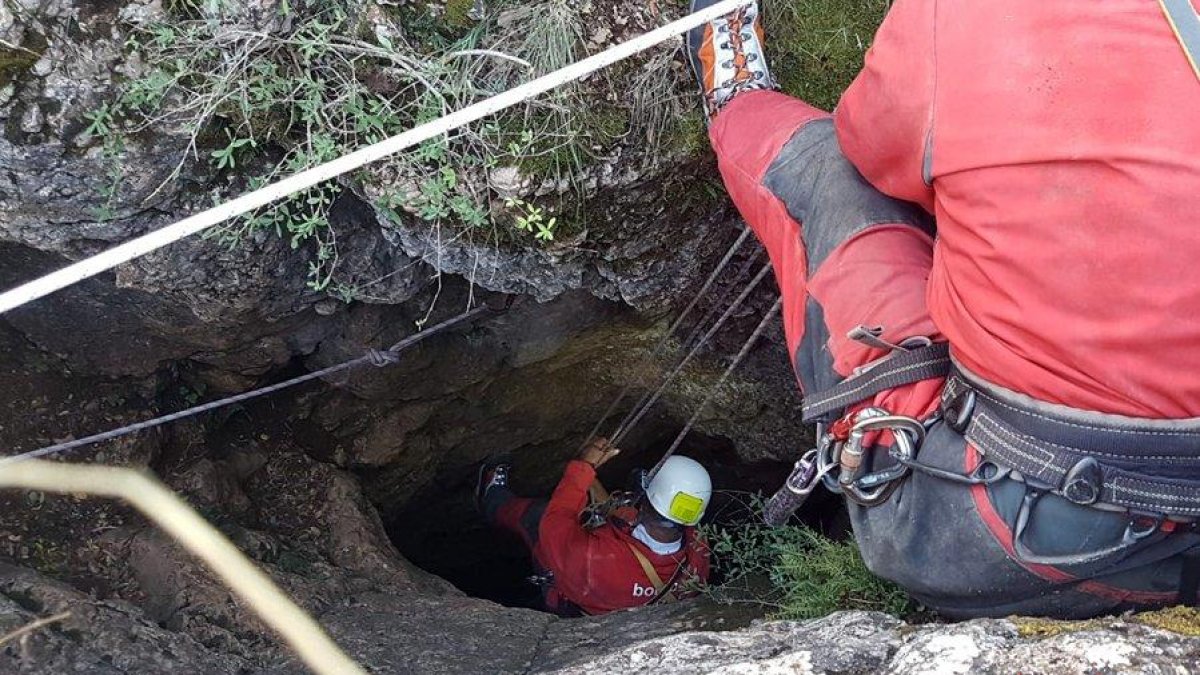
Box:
764, 404, 928, 525
580, 490, 640, 530
765, 335, 1200, 576
763, 339, 951, 525
0, 302, 504, 466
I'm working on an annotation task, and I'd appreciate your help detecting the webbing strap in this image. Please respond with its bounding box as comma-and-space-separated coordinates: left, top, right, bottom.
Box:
952, 376, 1200, 517
800, 343, 951, 423
626, 542, 668, 592
1160, 0, 1200, 82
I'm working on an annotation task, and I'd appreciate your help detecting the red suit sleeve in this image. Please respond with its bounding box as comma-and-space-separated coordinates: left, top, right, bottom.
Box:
834, 0, 937, 213
536, 460, 597, 577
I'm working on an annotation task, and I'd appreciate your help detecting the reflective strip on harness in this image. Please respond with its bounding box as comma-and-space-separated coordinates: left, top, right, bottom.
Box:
947, 373, 1200, 517
801, 343, 951, 423
1160, 0, 1200, 82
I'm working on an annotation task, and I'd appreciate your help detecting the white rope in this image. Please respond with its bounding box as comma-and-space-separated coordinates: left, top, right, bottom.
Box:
0, 0, 749, 315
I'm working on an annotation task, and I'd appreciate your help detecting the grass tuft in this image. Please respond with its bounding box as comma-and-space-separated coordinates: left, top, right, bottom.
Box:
771, 527, 912, 619
762, 0, 889, 111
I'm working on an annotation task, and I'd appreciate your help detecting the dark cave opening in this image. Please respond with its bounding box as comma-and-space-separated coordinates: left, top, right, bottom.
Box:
383, 426, 847, 610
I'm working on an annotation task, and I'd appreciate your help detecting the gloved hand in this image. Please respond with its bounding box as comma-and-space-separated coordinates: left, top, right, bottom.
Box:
580, 437, 621, 468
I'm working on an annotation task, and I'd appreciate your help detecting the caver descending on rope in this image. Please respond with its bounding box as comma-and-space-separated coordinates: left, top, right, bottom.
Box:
476, 439, 713, 616
687, 0, 1200, 619
474, 227, 783, 617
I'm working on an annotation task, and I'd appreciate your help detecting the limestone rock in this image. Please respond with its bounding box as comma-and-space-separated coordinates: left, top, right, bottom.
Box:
543, 611, 1200, 675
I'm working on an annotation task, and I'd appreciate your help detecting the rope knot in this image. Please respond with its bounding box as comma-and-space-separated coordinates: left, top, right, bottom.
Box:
365, 348, 401, 367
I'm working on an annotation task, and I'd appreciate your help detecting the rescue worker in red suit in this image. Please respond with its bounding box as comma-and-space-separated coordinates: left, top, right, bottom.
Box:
477, 439, 712, 616
686, 0, 1200, 618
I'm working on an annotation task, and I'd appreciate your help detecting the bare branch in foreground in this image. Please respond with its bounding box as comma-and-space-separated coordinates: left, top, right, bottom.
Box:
0, 611, 72, 648
0, 460, 366, 675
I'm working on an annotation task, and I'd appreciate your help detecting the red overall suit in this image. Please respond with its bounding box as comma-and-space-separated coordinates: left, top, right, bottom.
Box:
711, 0, 1200, 617
488, 460, 710, 616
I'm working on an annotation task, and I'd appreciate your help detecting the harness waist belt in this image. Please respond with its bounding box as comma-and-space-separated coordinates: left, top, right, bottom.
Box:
945, 366, 1200, 518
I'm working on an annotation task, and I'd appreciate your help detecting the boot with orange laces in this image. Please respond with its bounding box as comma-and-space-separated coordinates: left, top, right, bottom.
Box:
685, 0, 777, 120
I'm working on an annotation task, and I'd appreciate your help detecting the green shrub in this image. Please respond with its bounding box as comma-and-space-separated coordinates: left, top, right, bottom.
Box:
84, 0, 611, 297
700, 493, 912, 619
771, 527, 912, 619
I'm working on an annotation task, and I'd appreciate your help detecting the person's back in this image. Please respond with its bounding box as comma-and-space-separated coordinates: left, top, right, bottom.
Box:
837, 0, 1200, 419
688, 0, 1200, 617
537, 500, 710, 615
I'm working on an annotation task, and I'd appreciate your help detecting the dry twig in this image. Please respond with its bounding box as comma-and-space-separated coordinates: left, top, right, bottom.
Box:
0, 461, 365, 675
0, 611, 72, 648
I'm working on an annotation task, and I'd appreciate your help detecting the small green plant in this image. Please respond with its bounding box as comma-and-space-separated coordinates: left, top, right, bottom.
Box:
504, 197, 556, 241
210, 131, 256, 170
86, 0, 605, 300
178, 381, 208, 406
699, 493, 912, 619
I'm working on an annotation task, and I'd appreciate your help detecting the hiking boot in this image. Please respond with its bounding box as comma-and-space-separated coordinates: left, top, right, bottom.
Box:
685, 0, 777, 120
475, 461, 510, 511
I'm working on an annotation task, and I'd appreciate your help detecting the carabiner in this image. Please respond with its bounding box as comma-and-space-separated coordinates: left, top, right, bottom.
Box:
783, 449, 822, 495
841, 411, 925, 506
1012, 489, 1164, 567
764, 448, 836, 526
838, 408, 890, 487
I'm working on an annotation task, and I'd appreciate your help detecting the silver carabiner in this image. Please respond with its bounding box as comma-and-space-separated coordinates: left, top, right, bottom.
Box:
841, 411, 926, 506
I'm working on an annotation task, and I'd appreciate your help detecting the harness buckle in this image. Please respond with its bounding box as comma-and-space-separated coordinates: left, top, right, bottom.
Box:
944, 389, 976, 433
1062, 457, 1104, 506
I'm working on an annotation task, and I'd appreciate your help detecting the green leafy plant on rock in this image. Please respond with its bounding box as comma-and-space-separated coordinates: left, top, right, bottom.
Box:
700, 493, 912, 620
82, 0, 609, 297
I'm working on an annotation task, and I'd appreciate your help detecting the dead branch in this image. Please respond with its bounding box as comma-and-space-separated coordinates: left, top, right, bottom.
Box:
0, 460, 365, 675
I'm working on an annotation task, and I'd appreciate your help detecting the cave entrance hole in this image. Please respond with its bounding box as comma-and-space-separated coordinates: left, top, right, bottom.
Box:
383, 427, 847, 610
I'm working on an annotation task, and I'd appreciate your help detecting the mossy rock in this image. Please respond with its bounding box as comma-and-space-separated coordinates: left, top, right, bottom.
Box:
1134, 605, 1200, 637
443, 0, 479, 30
0, 32, 48, 90
762, 0, 888, 111
1013, 606, 1200, 639
1011, 617, 1101, 639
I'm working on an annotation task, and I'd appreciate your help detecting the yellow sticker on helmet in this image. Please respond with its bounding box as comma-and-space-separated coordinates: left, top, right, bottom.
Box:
669, 492, 704, 525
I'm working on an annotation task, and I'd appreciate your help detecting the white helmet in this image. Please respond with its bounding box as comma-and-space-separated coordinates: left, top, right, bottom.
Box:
644, 456, 712, 526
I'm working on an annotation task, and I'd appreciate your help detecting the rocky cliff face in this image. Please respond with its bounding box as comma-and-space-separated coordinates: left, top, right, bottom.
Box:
0, 0, 809, 670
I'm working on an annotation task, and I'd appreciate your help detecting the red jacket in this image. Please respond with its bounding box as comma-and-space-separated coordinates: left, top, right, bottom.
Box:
533, 460, 710, 615
834, 0, 1200, 418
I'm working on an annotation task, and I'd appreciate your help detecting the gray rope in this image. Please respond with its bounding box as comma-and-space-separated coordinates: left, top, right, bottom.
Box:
0, 304, 494, 467
612, 263, 773, 446
578, 228, 752, 452
609, 253, 765, 443
648, 296, 782, 480
679, 247, 763, 352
